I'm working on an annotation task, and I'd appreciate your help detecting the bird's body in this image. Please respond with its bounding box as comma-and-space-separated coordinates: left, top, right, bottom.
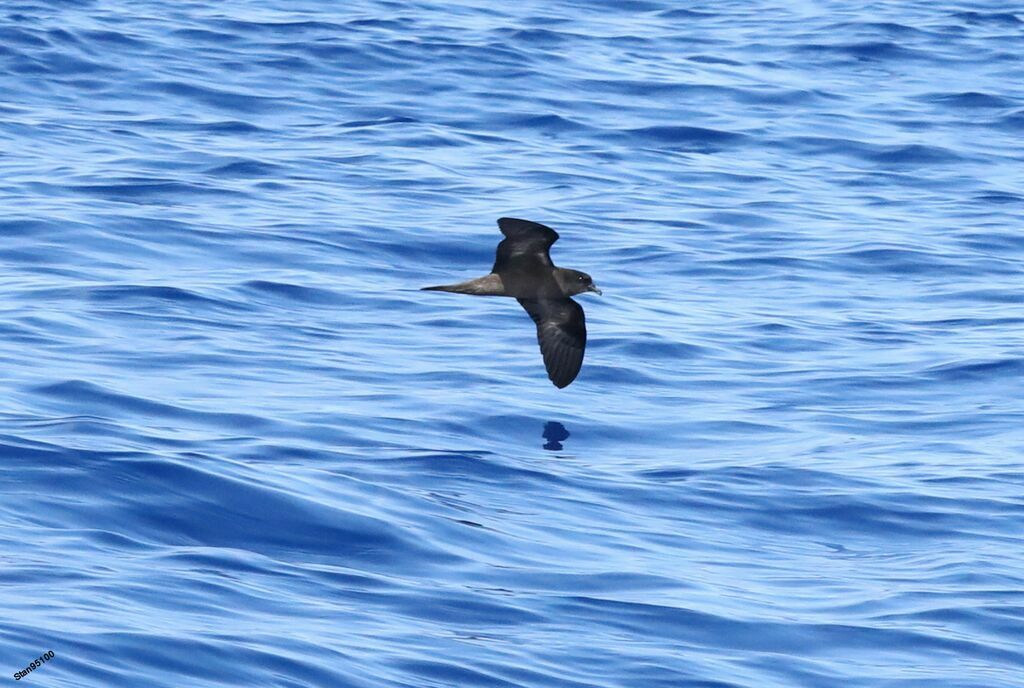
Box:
422, 217, 600, 388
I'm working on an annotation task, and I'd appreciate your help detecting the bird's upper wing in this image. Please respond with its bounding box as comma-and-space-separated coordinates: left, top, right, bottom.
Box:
492, 217, 560, 274
517, 297, 586, 388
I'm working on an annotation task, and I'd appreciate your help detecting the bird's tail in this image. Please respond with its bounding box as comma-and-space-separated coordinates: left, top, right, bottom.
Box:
420, 274, 506, 296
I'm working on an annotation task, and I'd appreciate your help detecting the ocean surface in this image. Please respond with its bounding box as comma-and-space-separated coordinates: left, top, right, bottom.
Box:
2, 1, 1023, 686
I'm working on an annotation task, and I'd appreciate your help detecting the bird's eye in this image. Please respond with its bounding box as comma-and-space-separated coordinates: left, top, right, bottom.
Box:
578, 275, 585, 282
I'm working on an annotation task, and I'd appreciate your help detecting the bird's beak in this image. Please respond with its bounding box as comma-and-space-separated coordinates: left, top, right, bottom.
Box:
589, 285, 602, 296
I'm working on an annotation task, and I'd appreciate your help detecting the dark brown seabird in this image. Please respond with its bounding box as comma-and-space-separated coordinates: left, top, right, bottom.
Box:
422, 217, 601, 388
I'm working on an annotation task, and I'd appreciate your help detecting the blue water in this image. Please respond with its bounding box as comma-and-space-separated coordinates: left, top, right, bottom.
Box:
2, 1, 1024, 686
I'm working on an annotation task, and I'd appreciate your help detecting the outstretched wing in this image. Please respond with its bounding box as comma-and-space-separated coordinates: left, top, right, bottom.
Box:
517, 297, 586, 388
492, 217, 559, 274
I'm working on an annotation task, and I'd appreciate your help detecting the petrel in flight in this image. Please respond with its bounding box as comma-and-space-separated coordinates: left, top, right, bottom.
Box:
422, 217, 601, 388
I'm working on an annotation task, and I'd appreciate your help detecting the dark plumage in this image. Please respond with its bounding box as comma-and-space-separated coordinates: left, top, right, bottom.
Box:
422, 217, 601, 388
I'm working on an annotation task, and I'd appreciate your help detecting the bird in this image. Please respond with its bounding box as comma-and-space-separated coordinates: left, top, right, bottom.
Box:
422, 217, 601, 388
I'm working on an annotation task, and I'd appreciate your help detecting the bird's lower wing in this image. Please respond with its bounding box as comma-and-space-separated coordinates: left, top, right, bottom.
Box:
517, 298, 586, 388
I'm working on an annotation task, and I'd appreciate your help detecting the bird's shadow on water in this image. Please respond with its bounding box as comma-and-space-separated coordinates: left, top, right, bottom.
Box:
542, 421, 570, 451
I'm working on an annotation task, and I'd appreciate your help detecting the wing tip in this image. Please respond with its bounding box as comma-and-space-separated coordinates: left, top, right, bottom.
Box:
546, 352, 583, 388
497, 217, 559, 242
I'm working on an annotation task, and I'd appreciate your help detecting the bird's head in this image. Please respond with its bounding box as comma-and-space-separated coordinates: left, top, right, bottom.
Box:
557, 268, 602, 297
